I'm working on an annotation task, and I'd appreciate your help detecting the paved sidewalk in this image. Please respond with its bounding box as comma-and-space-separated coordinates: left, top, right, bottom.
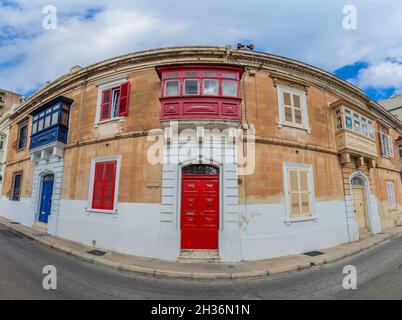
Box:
1, 216, 401, 280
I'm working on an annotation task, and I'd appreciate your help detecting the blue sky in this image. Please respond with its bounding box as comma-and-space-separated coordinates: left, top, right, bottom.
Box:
1, 0, 402, 102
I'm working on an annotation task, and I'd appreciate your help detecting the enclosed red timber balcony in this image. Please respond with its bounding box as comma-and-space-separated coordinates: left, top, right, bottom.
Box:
156, 65, 244, 123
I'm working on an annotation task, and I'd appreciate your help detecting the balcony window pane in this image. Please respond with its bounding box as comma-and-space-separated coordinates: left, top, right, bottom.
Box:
44, 115, 51, 129
204, 72, 217, 77
165, 81, 179, 97
222, 80, 237, 97
184, 80, 199, 95
345, 117, 352, 129
165, 73, 179, 78
203, 79, 218, 95
336, 116, 343, 130
362, 123, 368, 136
354, 120, 360, 133
38, 118, 44, 131
51, 111, 58, 125
185, 72, 198, 78
222, 73, 236, 79
369, 127, 375, 139
32, 122, 37, 134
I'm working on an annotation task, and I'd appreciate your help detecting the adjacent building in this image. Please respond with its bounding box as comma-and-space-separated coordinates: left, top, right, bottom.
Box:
0, 89, 21, 194
379, 94, 402, 121
0, 46, 401, 262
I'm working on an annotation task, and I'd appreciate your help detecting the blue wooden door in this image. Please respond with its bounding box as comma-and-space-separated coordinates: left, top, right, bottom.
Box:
39, 175, 54, 223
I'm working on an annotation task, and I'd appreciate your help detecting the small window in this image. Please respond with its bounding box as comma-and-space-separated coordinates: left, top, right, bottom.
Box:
98, 81, 130, 121
0, 137, 4, 150
283, 163, 315, 221
398, 145, 402, 158
380, 132, 394, 158
222, 80, 237, 97
184, 79, 199, 95
165, 80, 179, 97
203, 79, 218, 95
11, 172, 22, 201
17, 124, 27, 150
91, 160, 117, 211
386, 181, 397, 209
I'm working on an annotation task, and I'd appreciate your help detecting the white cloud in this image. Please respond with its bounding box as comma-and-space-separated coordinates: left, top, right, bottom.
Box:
357, 62, 402, 90
1, 0, 402, 94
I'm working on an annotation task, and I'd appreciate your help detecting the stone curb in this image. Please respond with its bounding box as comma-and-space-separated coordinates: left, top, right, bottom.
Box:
0, 218, 400, 281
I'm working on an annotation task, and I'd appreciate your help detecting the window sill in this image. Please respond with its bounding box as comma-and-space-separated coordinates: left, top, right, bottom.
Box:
284, 216, 318, 224
85, 207, 118, 216
278, 122, 311, 134
94, 117, 125, 127
388, 207, 398, 212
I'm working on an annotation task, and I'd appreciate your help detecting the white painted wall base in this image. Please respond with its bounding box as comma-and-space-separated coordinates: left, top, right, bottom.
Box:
58, 200, 161, 259
0, 196, 35, 227
239, 200, 350, 261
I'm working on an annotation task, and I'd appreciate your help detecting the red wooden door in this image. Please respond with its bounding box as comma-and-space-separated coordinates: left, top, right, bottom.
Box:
181, 165, 219, 249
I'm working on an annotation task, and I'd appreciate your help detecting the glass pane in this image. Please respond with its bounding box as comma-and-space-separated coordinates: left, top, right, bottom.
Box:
354, 120, 360, 132
336, 116, 343, 130
222, 81, 237, 97
345, 117, 352, 129
284, 107, 293, 122
46, 107, 51, 114
362, 124, 368, 136
32, 122, 37, 134
283, 92, 291, 106
165, 81, 179, 96
294, 109, 302, 124
182, 165, 219, 175
293, 95, 301, 108
38, 119, 44, 131
289, 170, 298, 192
111, 89, 120, 117
184, 80, 199, 95
299, 171, 308, 191
203, 79, 218, 95
51, 111, 58, 125
290, 193, 300, 217
222, 73, 236, 79
204, 72, 217, 77
165, 73, 179, 78
44, 115, 51, 128
185, 72, 198, 77
301, 193, 310, 215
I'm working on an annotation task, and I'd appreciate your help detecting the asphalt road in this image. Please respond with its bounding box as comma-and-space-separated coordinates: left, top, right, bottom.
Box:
0, 224, 401, 300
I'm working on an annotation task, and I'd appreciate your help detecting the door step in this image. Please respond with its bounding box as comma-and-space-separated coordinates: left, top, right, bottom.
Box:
179, 250, 220, 263
32, 222, 48, 234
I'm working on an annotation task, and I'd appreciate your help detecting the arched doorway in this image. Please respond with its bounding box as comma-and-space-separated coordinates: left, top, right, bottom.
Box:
38, 174, 54, 224
351, 175, 369, 234
181, 164, 219, 250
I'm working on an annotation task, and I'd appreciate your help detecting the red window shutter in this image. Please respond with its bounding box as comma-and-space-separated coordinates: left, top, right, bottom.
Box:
118, 81, 130, 116
103, 162, 116, 210
91, 161, 117, 211
100, 89, 112, 121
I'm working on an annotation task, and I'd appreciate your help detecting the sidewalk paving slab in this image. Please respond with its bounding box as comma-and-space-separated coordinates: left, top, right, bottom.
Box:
0, 216, 401, 280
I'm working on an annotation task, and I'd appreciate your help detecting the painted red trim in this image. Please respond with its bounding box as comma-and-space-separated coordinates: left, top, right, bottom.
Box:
158, 65, 243, 121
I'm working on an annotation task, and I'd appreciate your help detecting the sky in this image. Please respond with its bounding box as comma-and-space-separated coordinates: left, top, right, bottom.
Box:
1, 0, 402, 102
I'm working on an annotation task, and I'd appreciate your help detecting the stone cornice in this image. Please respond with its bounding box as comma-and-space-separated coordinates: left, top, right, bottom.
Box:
9, 46, 402, 131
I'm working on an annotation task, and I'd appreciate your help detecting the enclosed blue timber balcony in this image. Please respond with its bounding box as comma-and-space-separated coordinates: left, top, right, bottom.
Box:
29, 96, 73, 151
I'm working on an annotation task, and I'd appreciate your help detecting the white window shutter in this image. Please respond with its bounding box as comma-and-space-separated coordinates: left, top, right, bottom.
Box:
388, 135, 394, 158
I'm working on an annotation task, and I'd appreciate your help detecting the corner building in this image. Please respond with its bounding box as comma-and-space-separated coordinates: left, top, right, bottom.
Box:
1, 46, 401, 262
